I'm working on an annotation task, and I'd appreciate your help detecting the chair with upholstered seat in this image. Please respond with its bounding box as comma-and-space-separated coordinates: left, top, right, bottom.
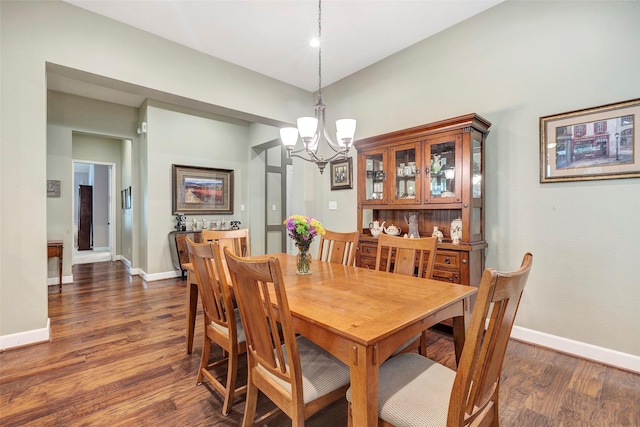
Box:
347, 252, 533, 427
184, 228, 250, 354
376, 234, 439, 356
186, 237, 248, 416
223, 248, 352, 427
317, 229, 359, 266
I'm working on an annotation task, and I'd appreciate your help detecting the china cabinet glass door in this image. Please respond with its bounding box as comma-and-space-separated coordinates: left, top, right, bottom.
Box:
472, 138, 483, 199
362, 150, 387, 204
390, 143, 420, 204
425, 135, 461, 203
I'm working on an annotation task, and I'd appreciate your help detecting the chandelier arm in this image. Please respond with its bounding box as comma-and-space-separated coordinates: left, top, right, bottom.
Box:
288, 147, 323, 163
321, 149, 350, 164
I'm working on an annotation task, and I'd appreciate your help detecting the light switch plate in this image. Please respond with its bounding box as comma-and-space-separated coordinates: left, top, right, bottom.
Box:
329, 201, 338, 210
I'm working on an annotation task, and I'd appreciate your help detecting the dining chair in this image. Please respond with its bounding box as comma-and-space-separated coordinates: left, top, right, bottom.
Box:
317, 229, 359, 266
376, 234, 439, 356
347, 252, 533, 427
375, 233, 438, 279
186, 237, 247, 416
202, 228, 250, 258
223, 248, 351, 427
184, 228, 250, 354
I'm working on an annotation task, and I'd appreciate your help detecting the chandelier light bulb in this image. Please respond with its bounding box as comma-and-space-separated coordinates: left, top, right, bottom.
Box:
280, 127, 299, 148
297, 117, 319, 139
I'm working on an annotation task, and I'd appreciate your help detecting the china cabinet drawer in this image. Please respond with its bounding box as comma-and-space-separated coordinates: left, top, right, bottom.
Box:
432, 269, 460, 284
434, 251, 460, 270
360, 243, 377, 257
360, 256, 387, 270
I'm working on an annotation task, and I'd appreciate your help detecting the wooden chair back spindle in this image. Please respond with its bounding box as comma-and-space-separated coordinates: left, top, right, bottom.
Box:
317, 230, 359, 266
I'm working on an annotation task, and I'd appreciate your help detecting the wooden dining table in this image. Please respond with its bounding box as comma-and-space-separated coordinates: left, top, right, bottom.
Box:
247, 252, 477, 426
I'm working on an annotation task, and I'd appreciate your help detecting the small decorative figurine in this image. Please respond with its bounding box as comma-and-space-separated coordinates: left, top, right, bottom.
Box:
450, 218, 462, 245
230, 220, 241, 230
431, 226, 444, 243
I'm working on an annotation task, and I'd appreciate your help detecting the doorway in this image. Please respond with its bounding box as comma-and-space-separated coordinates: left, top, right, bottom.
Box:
253, 140, 291, 254
72, 161, 116, 264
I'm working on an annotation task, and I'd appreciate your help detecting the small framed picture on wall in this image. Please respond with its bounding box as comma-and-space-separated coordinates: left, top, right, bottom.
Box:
330, 157, 353, 190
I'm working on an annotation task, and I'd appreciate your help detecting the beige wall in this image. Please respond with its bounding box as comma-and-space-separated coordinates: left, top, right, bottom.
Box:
0, 0, 309, 341
318, 1, 640, 356
143, 103, 253, 275
1, 0, 638, 362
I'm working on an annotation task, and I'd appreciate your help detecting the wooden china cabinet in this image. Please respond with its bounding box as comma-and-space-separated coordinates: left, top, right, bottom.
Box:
355, 113, 491, 298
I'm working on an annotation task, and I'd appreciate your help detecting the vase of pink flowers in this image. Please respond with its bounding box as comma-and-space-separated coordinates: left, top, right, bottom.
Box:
284, 215, 326, 274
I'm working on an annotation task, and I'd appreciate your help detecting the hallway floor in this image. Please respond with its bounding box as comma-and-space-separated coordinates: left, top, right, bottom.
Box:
73, 248, 111, 264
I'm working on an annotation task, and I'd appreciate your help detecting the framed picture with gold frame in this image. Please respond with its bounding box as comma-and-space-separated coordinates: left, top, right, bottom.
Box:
540, 98, 639, 183
172, 164, 234, 214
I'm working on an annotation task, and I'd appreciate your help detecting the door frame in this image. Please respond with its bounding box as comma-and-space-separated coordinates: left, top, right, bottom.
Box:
72, 160, 117, 262
252, 139, 291, 253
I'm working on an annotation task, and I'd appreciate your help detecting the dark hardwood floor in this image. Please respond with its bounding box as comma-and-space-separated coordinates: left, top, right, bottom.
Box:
1, 261, 637, 426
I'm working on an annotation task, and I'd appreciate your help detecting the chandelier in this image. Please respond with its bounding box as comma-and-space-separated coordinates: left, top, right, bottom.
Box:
279, 0, 356, 174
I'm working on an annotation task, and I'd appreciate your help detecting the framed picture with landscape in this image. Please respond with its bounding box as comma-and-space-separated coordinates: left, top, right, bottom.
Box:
540, 98, 640, 183
172, 165, 234, 214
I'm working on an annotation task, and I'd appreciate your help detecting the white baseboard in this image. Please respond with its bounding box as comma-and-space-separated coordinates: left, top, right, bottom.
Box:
0, 318, 50, 350
511, 325, 640, 373
115, 256, 139, 276
140, 269, 181, 282
47, 274, 74, 286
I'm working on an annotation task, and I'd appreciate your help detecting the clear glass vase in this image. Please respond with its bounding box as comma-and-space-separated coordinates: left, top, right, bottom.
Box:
296, 246, 312, 275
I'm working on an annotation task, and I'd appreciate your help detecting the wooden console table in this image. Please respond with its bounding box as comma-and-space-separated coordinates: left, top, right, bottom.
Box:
168, 231, 203, 278
47, 240, 64, 292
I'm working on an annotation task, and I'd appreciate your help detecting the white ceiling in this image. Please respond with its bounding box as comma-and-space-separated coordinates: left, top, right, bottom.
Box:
54, 0, 503, 107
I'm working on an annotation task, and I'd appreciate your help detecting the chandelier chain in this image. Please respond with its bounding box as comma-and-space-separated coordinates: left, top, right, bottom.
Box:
279, 0, 355, 174
318, 0, 322, 96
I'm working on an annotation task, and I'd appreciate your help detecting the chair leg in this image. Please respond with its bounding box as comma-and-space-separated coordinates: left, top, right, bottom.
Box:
491, 385, 500, 427
221, 349, 238, 416
242, 375, 259, 427
186, 275, 198, 354
197, 332, 210, 385
291, 403, 305, 427
347, 401, 353, 427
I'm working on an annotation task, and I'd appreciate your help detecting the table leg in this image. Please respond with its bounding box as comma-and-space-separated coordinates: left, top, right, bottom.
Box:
451, 298, 471, 365
350, 343, 379, 427
58, 256, 63, 293
186, 272, 198, 354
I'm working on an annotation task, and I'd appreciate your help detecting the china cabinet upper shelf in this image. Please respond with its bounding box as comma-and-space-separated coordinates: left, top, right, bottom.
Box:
355, 113, 490, 210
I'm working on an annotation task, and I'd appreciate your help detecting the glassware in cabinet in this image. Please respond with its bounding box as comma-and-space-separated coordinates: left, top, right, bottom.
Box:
390, 143, 421, 204
425, 135, 462, 203
361, 149, 387, 204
